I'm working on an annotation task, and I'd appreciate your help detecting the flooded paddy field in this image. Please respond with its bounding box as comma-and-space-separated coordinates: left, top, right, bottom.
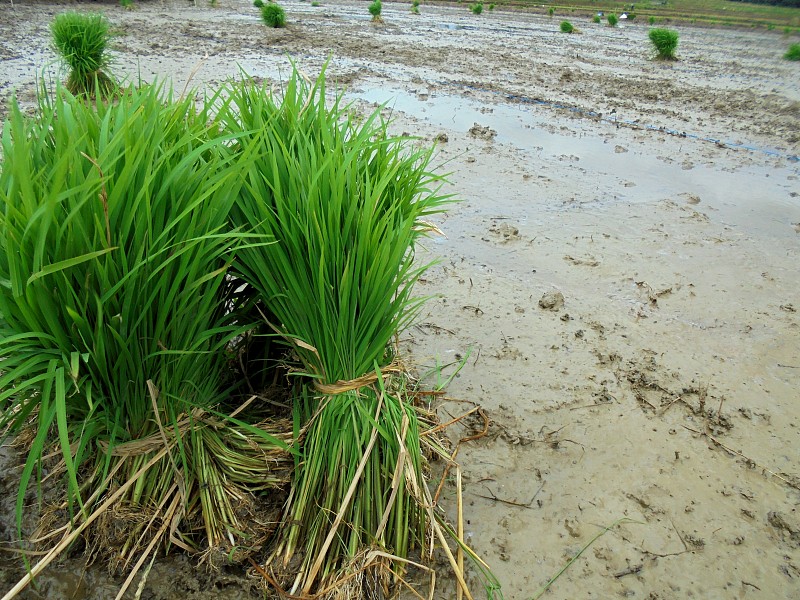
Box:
1, 1, 799, 598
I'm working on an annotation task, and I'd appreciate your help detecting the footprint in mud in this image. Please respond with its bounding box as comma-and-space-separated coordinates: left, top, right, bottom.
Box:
488, 222, 520, 243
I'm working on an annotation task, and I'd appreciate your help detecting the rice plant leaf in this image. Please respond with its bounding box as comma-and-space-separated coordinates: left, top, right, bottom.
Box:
25, 247, 117, 286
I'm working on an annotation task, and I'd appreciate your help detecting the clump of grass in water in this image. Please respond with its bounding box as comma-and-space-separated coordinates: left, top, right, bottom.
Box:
50, 11, 114, 96
649, 15, 656, 25
785, 43, 800, 60
254, 0, 264, 7
369, 0, 382, 21
560, 20, 575, 33
607, 13, 618, 27
593, 14, 601, 23
261, 2, 286, 27
471, 2, 484, 14
548, 6, 555, 17
649, 28, 679, 60
411, 0, 419, 14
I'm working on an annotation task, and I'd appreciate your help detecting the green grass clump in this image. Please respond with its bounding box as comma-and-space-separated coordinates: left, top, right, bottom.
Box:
649, 28, 679, 59
785, 43, 800, 60
607, 13, 618, 26
471, 2, 484, 14
217, 65, 450, 594
50, 11, 113, 96
560, 20, 574, 33
254, 0, 264, 7
593, 14, 601, 23
489, 2, 495, 9
261, 2, 286, 27
649, 15, 656, 25
369, 0, 382, 20
411, 0, 419, 13
548, 6, 555, 17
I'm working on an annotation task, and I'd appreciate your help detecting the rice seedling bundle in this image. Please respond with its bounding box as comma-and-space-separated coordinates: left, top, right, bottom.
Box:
0, 82, 290, 584
219, 67, 450, 593
50, 11, 114, 95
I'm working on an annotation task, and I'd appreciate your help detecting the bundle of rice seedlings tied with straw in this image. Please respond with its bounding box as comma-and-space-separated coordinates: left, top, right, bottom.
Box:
0, 82, 293, 598
219, 64, 479, 596
50, 11, 115, 96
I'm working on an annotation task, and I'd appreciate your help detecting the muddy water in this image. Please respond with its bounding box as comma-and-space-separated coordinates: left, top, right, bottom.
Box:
1, 1, 800, 599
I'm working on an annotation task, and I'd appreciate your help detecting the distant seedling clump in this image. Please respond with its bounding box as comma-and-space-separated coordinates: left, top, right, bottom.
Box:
261, 2, 286, 27
560, 20, 575, 33
254, 0, 264, 7
785, 43, 800, 60
51, 11, 114, 96
471, 2, 484, 14
411, 0, 420, 14
649, 28, 679, 60
369, 0, 382, 21
607, 13, 618, 27
593, 14, 601, 23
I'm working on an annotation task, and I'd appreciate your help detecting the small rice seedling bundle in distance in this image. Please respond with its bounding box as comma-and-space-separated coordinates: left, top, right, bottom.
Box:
560, 20, 574, 33
607, 13, 618, 27
649, 28, 679, 60
785, 43, 800, 60
593, 14, 601, 23
50, 11, 114, 95
261, 2, 286, 27
254, 0, 264, 7
369, 0, 382, 21
471, 2, 484, 15
0, 82, 293, 597
411, 0, 420, 14
217, 66, 494, 596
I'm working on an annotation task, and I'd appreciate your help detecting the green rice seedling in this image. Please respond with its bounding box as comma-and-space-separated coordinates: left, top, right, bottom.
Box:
218, 66, 451, 594
489, 3, 495, 9
560, 20, 574, 33
548, 6, 555, 17
261, 2, 286, 27
369, 0, 382, 21
472, 2, 484, 14
50, 11, 113, 96
593, 14, 601, 23
649, 15, 656, 25
785, 43, 800, 60
254, 0, 264, 7
411, 0, 419, 13
311, 0, 320, 5
607, 13, 618, 27
649, 28, 679, 59
120, 0, 132, 8
0, 82, 292, 588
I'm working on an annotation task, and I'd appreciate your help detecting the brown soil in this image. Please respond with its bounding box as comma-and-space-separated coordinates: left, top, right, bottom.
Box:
1, 1, 799, 599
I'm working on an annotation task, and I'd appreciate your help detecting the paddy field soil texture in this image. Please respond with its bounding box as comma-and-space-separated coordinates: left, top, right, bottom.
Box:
1, 1, 799, 599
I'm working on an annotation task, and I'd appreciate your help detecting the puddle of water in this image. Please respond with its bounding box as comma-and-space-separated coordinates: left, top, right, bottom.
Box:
349, 84, 800, 241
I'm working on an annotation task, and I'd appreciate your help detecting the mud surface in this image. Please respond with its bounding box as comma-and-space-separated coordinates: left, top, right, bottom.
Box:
1, 1, 799, 598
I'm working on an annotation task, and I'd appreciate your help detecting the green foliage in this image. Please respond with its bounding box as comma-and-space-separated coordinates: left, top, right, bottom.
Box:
785, 42, 800, 59
649, 15, 656, 24
254, 0, 264, 7
261, 2, 286, 27
607, 13, 618, 26
472, 2, 484, 14
548, 6, 555, 16
369, 0, 382, 19
217, 65, 449, 592
649, 27, 679, 59
311, 0, 320, 5
560, 20, 575, 32
0, 81, 286, 555
120, 0, 132, 8
50, 11, 113, 95
489, 2, 496, 9
411, 0, 419, 13
593, 14, 601, 23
